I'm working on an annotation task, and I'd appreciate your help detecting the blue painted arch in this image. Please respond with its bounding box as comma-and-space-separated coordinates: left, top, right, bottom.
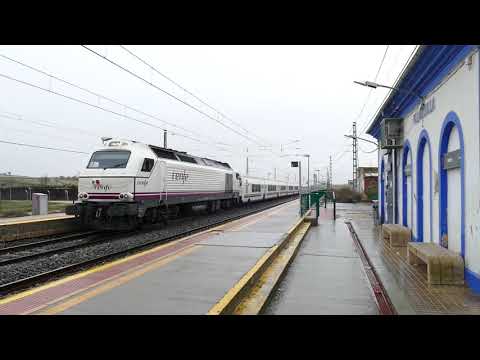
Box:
416, 129, 433, 243
402, 140, 413, 227
438, 111, 465, 258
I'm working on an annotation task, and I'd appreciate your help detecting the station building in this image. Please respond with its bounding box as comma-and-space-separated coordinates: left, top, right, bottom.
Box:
366, 45, 480, 293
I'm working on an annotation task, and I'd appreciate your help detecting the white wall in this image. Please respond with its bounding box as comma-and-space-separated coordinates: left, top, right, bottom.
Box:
383, 48, 480, 275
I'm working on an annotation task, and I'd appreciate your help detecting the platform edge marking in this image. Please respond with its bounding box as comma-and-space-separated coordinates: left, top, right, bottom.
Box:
0, 216, 74, 227
233, 221, 312, 315
207, 212, 308, 315
0, 223, 228, 307
35, 246, 199, 315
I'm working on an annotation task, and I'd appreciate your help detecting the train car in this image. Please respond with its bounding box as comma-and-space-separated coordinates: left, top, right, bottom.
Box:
67, 138, 242, 230
241, 176, 297, 203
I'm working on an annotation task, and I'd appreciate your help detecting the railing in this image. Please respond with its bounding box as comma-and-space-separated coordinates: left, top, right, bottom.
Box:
372, 200, 379, 225
300, 190, 336, 220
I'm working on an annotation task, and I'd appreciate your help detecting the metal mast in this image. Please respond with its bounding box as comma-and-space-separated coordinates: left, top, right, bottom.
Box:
352, 122, 358, 190
329, 155, 333, 190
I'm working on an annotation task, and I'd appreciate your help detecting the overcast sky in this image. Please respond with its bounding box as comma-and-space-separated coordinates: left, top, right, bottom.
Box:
0, 45, 416, 184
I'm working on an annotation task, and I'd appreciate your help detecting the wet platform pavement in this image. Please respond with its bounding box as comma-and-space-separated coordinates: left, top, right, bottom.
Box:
338, 203, 480, 315
264, 207, 379, 315
1, 200, 301, 315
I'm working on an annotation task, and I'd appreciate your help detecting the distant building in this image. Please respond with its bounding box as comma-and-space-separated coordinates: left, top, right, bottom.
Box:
357, 167, 378, 199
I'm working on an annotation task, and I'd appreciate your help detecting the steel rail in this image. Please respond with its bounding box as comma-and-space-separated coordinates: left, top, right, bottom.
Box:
0, 231, 99, 256
0, 233, 111, 267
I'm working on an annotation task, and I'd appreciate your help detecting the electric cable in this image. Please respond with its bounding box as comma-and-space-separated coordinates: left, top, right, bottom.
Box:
118, 45, 271, 146
0, 139, 88, 154
81, 45, 265, 147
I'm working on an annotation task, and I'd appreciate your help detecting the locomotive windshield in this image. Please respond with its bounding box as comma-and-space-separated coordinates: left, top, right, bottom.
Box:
87, 150, 131, 169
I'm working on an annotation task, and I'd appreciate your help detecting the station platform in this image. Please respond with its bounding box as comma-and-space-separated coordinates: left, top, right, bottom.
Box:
0, 213, 72, 225
0, 213, 78, 243
264, 207, 379, 315
0, 200, 301, 315
339, 203, 480, 315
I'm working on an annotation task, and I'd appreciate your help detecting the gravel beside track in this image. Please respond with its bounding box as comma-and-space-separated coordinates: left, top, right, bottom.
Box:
0, 197, 296, 296
0, 231, 97, 248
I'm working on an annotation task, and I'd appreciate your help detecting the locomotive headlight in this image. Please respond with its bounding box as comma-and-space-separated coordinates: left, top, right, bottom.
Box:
78, 192, 89, 201
118, 192, 133, 201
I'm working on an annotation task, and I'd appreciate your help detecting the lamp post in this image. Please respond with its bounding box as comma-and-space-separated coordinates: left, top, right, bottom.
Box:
291, 160, 302, 214
283, 153, 310, 194
314, 169, 321, 190
353, 80, 422, 224
353, 80, 425, 106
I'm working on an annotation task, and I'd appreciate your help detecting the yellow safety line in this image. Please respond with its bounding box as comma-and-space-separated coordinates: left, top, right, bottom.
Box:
1, 200, 296, 307
207, 247, 278, 315
0, 225, 224, 306
207, 214, 306, 315
0, 215, 74, 227
35, 246, 199, 315
213, 200, 296, 232
229, 201, 297, 232
233, 222, 311, 315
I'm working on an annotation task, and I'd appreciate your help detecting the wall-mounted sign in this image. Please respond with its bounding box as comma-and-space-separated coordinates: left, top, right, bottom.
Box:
413, 97, 435, 123
443, 149, 461, 170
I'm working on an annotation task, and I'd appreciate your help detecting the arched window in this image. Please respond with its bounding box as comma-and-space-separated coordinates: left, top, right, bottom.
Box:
438, 111, 465, 257
416, 129, 433, 243
402, 140, 413, 228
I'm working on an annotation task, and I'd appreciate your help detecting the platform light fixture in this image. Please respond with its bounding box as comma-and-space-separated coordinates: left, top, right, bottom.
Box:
353, 80, 425, 106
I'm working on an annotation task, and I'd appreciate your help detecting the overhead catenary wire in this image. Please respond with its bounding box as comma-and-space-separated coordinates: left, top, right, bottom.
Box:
358, 45, 420, 137
0, 122, 93, 144
357, 45, 408, 136
354, 45, 390, 135
0, 52, 227, 146
0, 139, 88, 154
0, 71, 214, 146
0, 112, 99, 138
118, 45, 271, 146
0, 48, 296, 165
335, 149, 350, 162
81, 45, 266, 147
358, 143, 378, 154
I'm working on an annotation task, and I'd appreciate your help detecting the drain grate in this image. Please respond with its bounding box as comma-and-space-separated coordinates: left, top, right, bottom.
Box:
345, 221, 396, 315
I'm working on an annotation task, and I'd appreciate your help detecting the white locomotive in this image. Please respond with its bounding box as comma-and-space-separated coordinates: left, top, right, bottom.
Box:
67, 138, 298, 230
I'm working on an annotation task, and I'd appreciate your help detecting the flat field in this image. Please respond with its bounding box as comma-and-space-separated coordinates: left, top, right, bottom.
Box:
0, 200, 68, 218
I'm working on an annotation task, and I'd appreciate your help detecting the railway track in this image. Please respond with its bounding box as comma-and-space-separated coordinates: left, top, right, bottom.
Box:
0, 196, 297, 297
0, 231, 100, 266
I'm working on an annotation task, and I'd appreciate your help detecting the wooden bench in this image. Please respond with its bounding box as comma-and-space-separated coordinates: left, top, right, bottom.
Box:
407, 242, 464, 285
382, 224, 411, 247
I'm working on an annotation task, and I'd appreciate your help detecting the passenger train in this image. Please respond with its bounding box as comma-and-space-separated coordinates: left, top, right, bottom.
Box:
66, 138, 298, 230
